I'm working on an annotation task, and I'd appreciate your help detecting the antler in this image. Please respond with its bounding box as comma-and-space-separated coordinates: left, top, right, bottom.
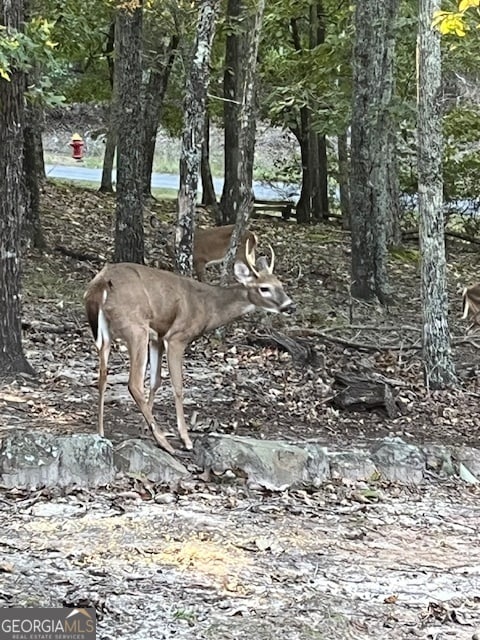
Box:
267, 243, 275, 274
245, 236, 260, 277
246, 238, 275, 276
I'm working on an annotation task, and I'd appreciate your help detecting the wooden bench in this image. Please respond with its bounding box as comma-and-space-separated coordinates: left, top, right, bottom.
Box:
253, 199, 295, 220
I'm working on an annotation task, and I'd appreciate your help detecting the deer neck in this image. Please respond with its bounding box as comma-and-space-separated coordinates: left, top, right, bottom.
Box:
204, 284, 255, 332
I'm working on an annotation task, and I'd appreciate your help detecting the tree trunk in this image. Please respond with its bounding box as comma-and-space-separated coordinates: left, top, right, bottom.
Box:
24, 99, 46, 249
113, 1, 144, 264
350, 0, 398, 303
290, 14, 330, 224
220, 0, 243, 225
293, 119, 312, 224
309, 2, 328, 221
318, 133, 329, 218
100, 131, 116, 193
0, 0, 34, 376
221, 0, 265, 282
338, 132, 351, 229
100, 20, 117, 194
309, 129, 322, 221
142, 35, 178, 198
201, 110, 220, 214
176, 0, 219, 276
386, 129, 402, 246
417, 0, 456, 389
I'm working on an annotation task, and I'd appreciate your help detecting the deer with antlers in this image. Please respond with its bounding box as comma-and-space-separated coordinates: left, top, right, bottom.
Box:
84, 242, 294, 454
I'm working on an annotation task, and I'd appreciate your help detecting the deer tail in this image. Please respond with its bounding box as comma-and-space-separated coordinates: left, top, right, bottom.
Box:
84, 277, 110, 350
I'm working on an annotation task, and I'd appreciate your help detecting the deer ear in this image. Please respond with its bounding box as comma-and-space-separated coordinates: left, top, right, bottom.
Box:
255, 256, 269, 272
234, 261, 256, 285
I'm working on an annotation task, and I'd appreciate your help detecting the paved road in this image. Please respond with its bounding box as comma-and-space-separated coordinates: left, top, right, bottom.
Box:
45, 164, 297, 201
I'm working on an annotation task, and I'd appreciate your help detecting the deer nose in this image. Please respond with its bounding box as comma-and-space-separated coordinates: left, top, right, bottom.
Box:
281, 299, 296, 314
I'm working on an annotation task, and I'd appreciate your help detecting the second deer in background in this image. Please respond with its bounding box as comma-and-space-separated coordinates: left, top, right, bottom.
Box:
462, 283, 480, 328
150, 216, 257, 281
193, 225, 257, 281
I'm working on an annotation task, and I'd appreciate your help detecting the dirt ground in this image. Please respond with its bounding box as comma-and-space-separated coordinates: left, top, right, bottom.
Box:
1, 479, 479, 639
1, 181, 480, 638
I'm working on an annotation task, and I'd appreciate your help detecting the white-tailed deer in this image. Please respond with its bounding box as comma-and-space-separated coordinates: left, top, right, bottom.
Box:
84, 243, 294, 455
193, 225, 257, 281
150, 216, 257, 281
462, 283, 480, 328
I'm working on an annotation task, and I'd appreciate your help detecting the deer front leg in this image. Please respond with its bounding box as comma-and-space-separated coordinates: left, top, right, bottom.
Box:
127, 329, 176, 455
165, 338, 193, 450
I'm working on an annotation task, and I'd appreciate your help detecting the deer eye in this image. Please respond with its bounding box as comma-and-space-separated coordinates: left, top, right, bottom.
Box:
259, 285, 272, 296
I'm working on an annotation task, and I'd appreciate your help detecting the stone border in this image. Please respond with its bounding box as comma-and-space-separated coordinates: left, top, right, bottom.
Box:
0, 429, 478, 491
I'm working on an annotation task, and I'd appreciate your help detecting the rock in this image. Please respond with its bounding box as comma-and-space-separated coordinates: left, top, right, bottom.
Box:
422, 444, 455, 476
194, 433, 329, 491
371, 437, 425, 484
114, 439, 190, 488
0, 430, 60, 489
57, 434, 115, 487
452, 446, 480, 484
328, 449, 378, 481
0, 429, 115, 489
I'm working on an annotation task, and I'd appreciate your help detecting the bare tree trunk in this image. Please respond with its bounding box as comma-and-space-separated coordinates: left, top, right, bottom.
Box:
176, 0, 219, 276
142, 35, 178, 198
417, 0, 456, 388
318, 133, 329, 218
100, 20, 117, 194
338, 132, 351, 229
24, 100, 46, 249
0, 0, 34, 376
309, 129, 322, 221
201, 110, 220, 215
100, 132, 116, 193
221, 0, 265, 282
310, 2, 328, 221
113, 1, 144, 264
350, 0, 398, 303
292, 114, 312, 224
386, 129, 402, 246
220, 0, 244, 225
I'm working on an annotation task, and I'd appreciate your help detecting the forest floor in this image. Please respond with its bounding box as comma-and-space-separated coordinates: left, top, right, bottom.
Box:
1, 181, 480, 639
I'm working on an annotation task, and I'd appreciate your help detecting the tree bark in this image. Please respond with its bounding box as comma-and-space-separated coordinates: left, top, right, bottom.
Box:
317, 133, 329, 218
386, 129, 402, 246
309, 2, 328, 221
220, 0, 244, 225
350, 0, 398, 303
176, 0, 219, 276
0, 0, 34, 376
417, 0, 456, 388
201, 109, 220, 214
293, 116, 312, 224
221, 0, 265, 282
113, 1, 144, 264
142, 35, 178, 198
24, 99, 46, 249
100, 20, 117, 194
338, 132, 351, 229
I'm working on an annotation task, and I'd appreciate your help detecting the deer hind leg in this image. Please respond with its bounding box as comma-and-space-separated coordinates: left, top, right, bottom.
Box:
147, 333, 164, 411
97, 338, 111, 438
165, 338, 193, 450
126, 329, 175, 455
